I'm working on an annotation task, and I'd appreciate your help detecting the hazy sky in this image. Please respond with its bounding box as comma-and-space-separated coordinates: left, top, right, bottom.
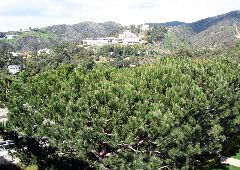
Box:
0, 0, 240, 31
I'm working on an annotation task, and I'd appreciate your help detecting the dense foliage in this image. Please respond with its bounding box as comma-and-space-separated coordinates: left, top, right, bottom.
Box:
96, 44, 144, 57
6, 56, 240, 169
0, 72, 13, 107
144, 25, 168, 43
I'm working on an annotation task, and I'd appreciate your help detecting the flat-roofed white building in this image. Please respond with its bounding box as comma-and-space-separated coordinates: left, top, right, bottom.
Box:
119, 31, 141, 45
141, 24, 150, 31
82, 31, 144, 46
7, 65, 21, 74
37, 48, 51, 55
6, 35, 16, 40
11, 52, 22, 57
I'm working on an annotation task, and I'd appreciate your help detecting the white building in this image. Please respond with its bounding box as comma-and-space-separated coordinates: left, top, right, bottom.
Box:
0, 108, 8, 126
83, 37, 122, 46
0, 108, 8, 118
22, 28, 30, 32
119, 30, 141, 44
82, 31, 144, 46
7, 65, 21, 74
141, 24, 150, 31
6, 35, 16, 40
11, 52, 22, 57
37, 48, 51, 55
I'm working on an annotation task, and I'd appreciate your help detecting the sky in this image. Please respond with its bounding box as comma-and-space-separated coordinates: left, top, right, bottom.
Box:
0, 0, 240, 31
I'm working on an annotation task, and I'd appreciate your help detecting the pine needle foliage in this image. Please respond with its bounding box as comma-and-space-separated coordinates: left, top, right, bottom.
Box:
6, 57, 240, 169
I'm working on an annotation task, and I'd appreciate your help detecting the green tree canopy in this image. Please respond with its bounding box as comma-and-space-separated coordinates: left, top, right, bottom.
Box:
6, 57, 240, 169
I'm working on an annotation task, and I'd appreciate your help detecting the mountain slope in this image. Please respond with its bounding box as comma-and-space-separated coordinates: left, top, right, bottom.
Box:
0, 21, 122, 52
1, 11, 240, 51
173, 10, 240, 48
160, 21, 186, 27
46, 21, 122, 43
0, 41, 13, 53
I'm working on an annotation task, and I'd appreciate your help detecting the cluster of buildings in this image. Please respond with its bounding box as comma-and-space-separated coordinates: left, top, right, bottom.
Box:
7, 65, 21, 75
7, 48, 51, 75
82, 30, 147, 46
0, 28, 30, 40
3, 25, 152, 74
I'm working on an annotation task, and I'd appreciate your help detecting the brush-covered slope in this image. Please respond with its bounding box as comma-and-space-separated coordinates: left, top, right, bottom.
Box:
174, 10, 240, 48
46, 21, 122, 43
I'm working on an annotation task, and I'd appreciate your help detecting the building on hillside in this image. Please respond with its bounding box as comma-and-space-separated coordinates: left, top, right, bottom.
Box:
119, 30, 141, 45
82, 37, 122, 46
0, 108, 8, 118
82, 31, 146, 46
141, 24, 150, 31
7, 65, 21, 74
20, 28, 30, 32
11, 52, 22, 57
108, 52, 115, 56
37, 48, 51, 55
0, 108, 8, 126
6, 35, 16, 40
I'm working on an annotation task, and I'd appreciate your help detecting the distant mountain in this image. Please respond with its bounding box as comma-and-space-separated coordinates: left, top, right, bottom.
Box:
172, 10, 240, 48
160, 21, 186, 27
0, 21, 123, 52
1, 11, 240, 52
46, 21, 122, 43
145, 21, 186, 27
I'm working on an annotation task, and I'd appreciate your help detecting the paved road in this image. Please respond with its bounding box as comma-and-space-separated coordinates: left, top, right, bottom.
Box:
221, 156, 240, 167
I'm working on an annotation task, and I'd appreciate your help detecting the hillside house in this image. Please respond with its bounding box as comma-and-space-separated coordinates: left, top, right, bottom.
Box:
21, 28, 30, 32
119, 30, 141, 44
11, 52, 22, 57
7, 65, 21, 74
0, 108, 8, 126
37, 48, 51, 55
83, 37, 121, 46
6, 35, 16, 40
82, 31, 145, 46
141, 24, 150, 31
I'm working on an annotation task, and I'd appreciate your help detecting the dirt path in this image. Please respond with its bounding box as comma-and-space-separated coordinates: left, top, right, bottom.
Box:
221, 156, 240, 167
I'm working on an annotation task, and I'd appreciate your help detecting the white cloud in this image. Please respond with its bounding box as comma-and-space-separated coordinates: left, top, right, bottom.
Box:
0, 0, 240, 31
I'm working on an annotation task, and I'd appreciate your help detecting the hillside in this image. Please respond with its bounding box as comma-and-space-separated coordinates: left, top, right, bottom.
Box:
13, 30, 59, 51
0, 11, 240, 52
146, 21, 186, 27
46, 21, 122, 43
173, 10, 240, 48
160, 21, 186, 27
0, 41, 13, 53
0, 21, 122, 52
